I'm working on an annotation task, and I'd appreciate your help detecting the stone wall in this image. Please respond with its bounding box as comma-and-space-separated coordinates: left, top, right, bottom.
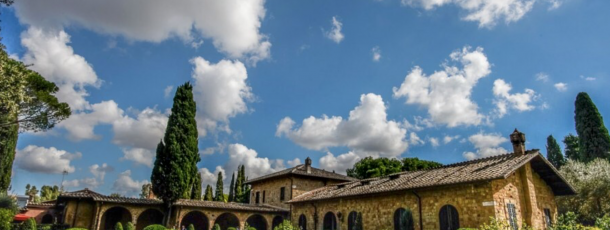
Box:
62, 199, 97, 229
174, 206, 287, 230
250, 176, 292, 209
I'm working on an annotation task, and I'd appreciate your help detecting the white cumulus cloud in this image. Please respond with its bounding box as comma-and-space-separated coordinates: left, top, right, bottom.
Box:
554, 82, 568, 92
319, 152, 361, 175
372, 46, 381, 62
325, 16, 344, 44
492, 79, 537, 117
112, 170, 148, 196
462, 132, 508, 160
16, 145, 81, 174
89, 163, 114, 181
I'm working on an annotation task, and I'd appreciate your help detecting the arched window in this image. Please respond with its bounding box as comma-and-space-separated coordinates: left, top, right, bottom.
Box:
246, 214, 268, 230
323, 212, 337, 230
394, 208, 414, 230
347, 211, 357, 230
298, 214, 307, 230
41, 214, 53, 224
439, 205, 459, 230
272, 216, 284, 229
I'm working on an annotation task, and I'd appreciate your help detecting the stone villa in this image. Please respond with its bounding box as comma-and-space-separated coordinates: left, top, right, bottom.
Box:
30, 130, 575, 230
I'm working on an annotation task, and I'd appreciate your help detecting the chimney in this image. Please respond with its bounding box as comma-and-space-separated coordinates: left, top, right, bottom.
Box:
510, 129, 526, 156
305, 157, 312, 173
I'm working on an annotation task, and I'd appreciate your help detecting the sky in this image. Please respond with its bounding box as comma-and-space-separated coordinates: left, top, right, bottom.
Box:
2, 0, 609, 197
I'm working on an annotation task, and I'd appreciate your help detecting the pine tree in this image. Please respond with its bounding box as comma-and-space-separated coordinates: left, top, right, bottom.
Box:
575, 92, 610, 162
563, 134, 581, 161
234, 165, 244, 203
228, 173, 235, 202
191, 173, 202, 200
151, 83, 200, 205
204, 185, 213, 201
546, 135, 566, 168
214, 172, 224, 202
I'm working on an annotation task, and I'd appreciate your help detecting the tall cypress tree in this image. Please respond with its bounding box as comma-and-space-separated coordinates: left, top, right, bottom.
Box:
191, 172, 202, 200
204, 185, 213, 201
151, 82, 200, 206
563, 134, 581, 161
234, 165, 244, 203
228, 173, 235, 202
546, 135, 565, 168
574, 92, 610, 162
214, 172, 224, 202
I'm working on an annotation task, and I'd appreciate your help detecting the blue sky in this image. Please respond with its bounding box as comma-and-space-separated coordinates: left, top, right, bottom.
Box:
2, 0, 609, 196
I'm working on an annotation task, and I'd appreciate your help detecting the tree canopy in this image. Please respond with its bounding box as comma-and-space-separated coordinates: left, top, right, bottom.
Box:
214, 172, 224, 202
563, 134, 581, 161
574, 92, 610, 162
204, 185, 213, 201
546, 135, 566, 168
347, 157, 442, 179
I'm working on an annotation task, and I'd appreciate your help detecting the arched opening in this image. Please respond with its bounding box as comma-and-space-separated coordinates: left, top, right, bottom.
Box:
180, 211, 209, 230
272, 216, 284, 229
214, 213, 239, 230
298, 214, 307, 230
439, 205, 459, 230
323, 212, 337, 230
394, 208, 414, 230
246, 214, 267, 230
41, 214, 53, 224
136, 209, 164, 230
101, 206, 132, 230
347, 211, 358, 230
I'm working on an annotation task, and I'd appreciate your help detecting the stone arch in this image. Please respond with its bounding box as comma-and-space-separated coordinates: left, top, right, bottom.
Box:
180, 211, 209, 230
323, 212, 337, 230
271, 216, 284, 229
394, 208, 414, 230
298, 214, 307, 230
101, 206, 132, 230
214, 213, 239, 230
347, 211, 358, 230
136, 209, 164, 230
41, 213, 53, 224
439, 205, 459, 230
246, 214, 267, 230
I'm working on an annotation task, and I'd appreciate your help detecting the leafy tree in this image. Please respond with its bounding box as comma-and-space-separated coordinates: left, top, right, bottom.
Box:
273, 220, 297, 230
25, 184, 40, 202
554, 212, 585, 230
0, 208, 14, 230
347, 157, 403, 179
22, 218, 36, 230
204, 185, 213, 201
214, 172, 224, 202
115, 222, 123, 230
547, 135, 566, 168
191, 173, 201, 200
151, 82, 200, 206
563, 134, 581, 161
140, 184, 152, 199
110, 193, 122, 198
596, 215, 610, 230
40, 185, 60, 201
126, 222, 135, 230
0, 49, 71, 192
574, 92, 610, 162
401, 157, 442, 172
557, 159, 610, 225
0, 193, 17, 213
228, 173, 235, 202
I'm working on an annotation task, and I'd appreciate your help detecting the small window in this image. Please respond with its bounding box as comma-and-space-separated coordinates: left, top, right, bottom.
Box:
544, 209, 552, 227
507, 203, 518, 230
263, 190, 266, 203
280, 187, 286, 201
255, 191, 260, 204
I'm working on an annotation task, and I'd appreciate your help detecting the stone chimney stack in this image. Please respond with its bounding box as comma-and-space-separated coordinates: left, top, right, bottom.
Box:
510, 129, 526, 156
305, 157, 312, 173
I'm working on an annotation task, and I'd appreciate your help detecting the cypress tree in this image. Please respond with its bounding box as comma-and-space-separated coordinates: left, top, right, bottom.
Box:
575, 92, 610, 162
214, 172, 224, 202
151, 83, 200, 220
563, 134, 581, 161
546, 135, 565, 168
0, 112, 17, 193
191, 173, 202, 200
204, 185, 213, 201
234, 165, 243, 203
228, 173, 235, 202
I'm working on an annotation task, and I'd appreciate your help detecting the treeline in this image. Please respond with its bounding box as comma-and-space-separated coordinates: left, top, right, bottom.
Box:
346, 157, 442, 179
23, 184, 60, 203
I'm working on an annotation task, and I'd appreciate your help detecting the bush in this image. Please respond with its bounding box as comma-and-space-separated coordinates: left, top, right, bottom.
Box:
125, 223, 134, 230
22, 218, 36, 230
65, 228, 88, 230
227, 228, 236, 230
555, 212, 587, 230
41, 225, 52, 230
243, 223, 255, 230
0, 208, 14, 230
0, 195, 17, 214
596, 215, 610, 230
115, 223, 123, 230
211, 224, 220, 230
143, 225, 166, 230
273, 220, 297, 230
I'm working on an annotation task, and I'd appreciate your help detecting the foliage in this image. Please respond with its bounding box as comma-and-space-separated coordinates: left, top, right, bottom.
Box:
557, 160, 610, 225
273, 220, 298, 230
554, 212, 586, 230
212, 224, 221, 230
41, 225, 51, 230
22, 218, 37, 230
596, 215, 610, 230
233, 165, 249, 203
0, 193, 17, 213
563, 134, 581, 161
214, 172, 224, 202
151, 82, 200, 204
115, 222, 123, 230
25, 184, 40, 203
347, 157, 443, 179
187, 224, 194, 230
140, 184, 152, 199
227, 228, 236, 230
65, 228, 88, 230
547, 135, 566, 168
126, 222, 135, 230
0, 209, 15, 230
0, 110, 17, 193
478, 218, 510, 230
40, 185, 60, 201
243, 223, 256, 230
574, 92, 610, 162
191, 173, 201, 200
109, 193, 122, 198
204, 185, 213, 201
143, 225, 166, 230
228, 173, 235, 202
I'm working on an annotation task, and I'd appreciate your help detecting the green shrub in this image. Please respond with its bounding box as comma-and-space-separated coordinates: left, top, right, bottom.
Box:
143, 225, 166, 230
212, 224, 220, 230
22, 218, 36, 230
243, 223, 255, 230
125, 222, 134, 230
273, 220, 297, 230
0, 208, 14, 230
65, 228, 88, 230
41, 225, 52, 230
115, 222, 123, 230
227, 228, 236, 230
186, 224, 194, 230
555, 212, 587, 230
596, 215, 610, 230
0, 195, 17, 214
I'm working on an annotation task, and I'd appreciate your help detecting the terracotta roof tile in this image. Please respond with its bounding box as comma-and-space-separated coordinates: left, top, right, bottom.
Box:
246, 164, 357, 184
175, 200, 288, 213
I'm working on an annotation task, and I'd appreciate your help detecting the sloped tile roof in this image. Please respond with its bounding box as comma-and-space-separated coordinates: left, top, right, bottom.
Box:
60, 188, 163, 205
246, 164, 357, 184
289, 150, 576, 203
175, 200, 289, 213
